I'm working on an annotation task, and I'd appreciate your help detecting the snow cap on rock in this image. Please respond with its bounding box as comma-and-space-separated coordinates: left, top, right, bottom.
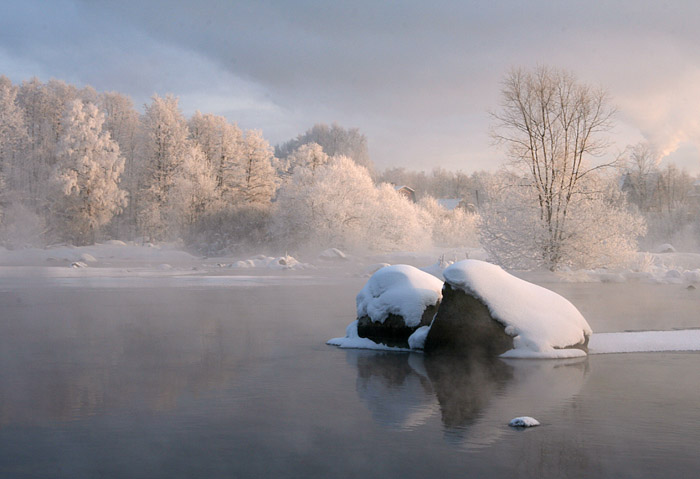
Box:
357, 264, 443, 327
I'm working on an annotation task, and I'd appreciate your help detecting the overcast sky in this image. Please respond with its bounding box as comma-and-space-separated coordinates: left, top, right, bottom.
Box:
2, 0, 700, 174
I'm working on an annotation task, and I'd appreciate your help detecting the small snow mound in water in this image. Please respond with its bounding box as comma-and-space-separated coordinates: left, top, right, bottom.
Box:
356, 264, 443, 327
509, 416, 540, 428
443, 260, 592, 358
71, 261, 88, 268
318, 248, 347, 261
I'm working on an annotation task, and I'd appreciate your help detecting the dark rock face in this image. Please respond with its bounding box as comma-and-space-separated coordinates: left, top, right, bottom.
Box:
423, 283, 514, 356
357, 303, 438, 348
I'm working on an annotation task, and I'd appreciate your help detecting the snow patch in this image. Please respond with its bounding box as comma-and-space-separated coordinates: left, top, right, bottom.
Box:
356, 264, 443, 327
407, 325, 431, 350
589, 330, 700, 354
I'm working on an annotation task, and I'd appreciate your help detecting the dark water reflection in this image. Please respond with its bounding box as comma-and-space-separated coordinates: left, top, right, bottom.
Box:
2, 275, 700, 478
349, 350, 589, 448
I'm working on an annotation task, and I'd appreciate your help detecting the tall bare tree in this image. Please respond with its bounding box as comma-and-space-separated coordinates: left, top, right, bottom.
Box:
491, 66, 617, 267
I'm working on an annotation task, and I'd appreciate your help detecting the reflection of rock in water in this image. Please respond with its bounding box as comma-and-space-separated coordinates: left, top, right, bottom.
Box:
448, 358, 589, 449
423, 355, 514, 430
346, 349, 589, 449
346, 350, 439, 430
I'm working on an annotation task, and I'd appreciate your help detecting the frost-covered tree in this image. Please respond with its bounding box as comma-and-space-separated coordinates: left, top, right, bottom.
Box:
285, 142, 330, 174
418, 196, 480, 248
49, 100, 126, 245
0, 78, 27, 205
99, 92, 141, 237
276, 123, 374, 174
138, 95, 192, 240
168, 144, 218, 232
623, 142, 659, 213
273, 156, 431, 252
490, 66, 621, 269
478, 172, 645, 269
369, 183, 433, 251
239, 129, 276, 205
16, 78, 80, 207
188, 112, 245, 203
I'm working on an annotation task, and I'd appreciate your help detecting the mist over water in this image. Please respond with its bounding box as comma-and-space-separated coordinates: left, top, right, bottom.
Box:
2, 271, 699, 478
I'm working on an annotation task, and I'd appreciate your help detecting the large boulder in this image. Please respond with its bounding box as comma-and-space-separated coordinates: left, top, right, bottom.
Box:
424, 282, 514, 356
424, 260, 591, 358
356, 264, 443, 347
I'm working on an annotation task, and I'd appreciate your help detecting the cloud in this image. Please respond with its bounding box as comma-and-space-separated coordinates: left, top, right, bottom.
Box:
2, 1, 700, 172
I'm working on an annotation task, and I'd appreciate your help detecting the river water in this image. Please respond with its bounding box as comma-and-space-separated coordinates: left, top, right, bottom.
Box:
1, 269, 699, 478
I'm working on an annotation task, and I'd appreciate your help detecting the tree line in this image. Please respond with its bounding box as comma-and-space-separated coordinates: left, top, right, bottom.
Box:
1, 71, 698, 269
0, 76, 476, 254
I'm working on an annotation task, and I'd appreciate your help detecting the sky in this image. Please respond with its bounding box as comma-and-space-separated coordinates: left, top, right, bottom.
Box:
2, 0, 700, 174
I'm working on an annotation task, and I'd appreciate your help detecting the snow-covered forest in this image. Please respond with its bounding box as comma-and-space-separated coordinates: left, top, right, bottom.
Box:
1, 73, 699, 269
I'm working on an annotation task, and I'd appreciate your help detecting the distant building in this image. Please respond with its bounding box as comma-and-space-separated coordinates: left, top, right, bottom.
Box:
394, 185, 416, 203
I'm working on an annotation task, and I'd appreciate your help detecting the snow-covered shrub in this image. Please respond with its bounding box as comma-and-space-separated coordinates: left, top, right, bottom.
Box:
272, 156, 431, 253
418, 196, 479, 247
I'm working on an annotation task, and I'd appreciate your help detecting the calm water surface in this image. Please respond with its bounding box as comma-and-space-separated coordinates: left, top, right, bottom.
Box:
1, 270, 699, 478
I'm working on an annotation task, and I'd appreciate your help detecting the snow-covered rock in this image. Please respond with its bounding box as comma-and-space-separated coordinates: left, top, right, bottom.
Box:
356, 264, 443, 346
80, 253, 97, 263
426, 260, 592, 359
229, 255, 313, 270
508, 416, 540, 428
318, 248, 348, 261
